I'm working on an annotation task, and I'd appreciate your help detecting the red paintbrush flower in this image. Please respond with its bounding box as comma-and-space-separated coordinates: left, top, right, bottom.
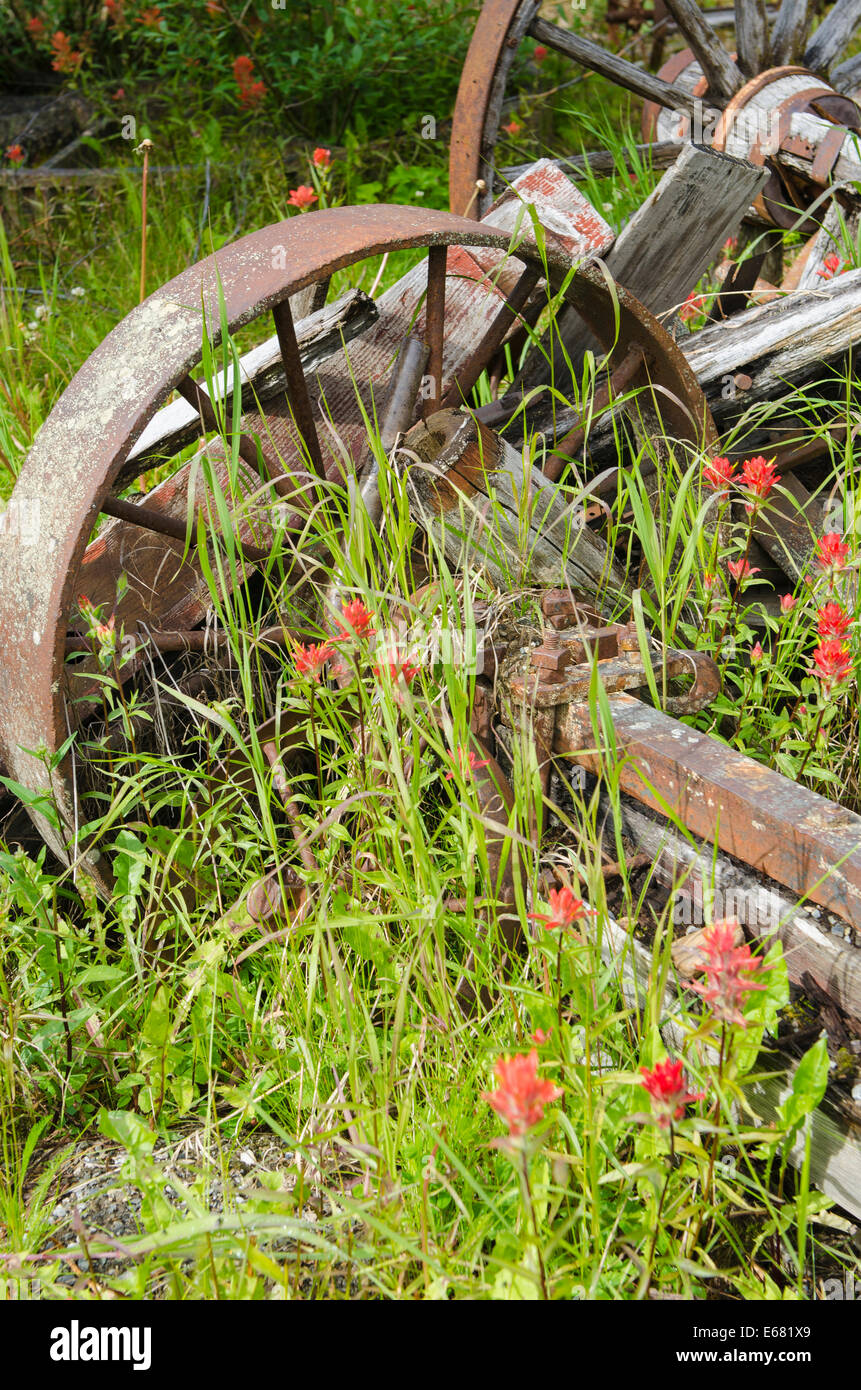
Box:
817, 601, 851, 639
312, 147, 332, 169
294, 640, 334, 681
528, 885, 594, 932
816, 253, 844, 280
703, 455, 735, 493
444, 745, 490, 781
639, 1058, 704, 1128
482, 1050, 562, 1137
739, 455, 779, 511
288, 184, 317, 209
812, 638, 853, 692
333, 599, 375, 642
727, 558, 759, 584
687, 918, 768, 1026
816, 532, 851, 573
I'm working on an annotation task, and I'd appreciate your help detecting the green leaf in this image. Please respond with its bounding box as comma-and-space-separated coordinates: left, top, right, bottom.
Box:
141, 984, 171, 1048
779, 1035, 829, 1138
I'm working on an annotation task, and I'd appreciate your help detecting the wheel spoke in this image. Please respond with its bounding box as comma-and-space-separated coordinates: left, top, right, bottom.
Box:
423, 244, 447, 417
100, 493, 271, 565
770, 0, 813, 64
441, 264, 541, 407
527, 15, 716, 119
658, 0, 743, 99
803, 0, 861, 76
175, 374, 264, 476
734, 0, 769, 77
65, 624, 292, 656
271, 297, 327, 486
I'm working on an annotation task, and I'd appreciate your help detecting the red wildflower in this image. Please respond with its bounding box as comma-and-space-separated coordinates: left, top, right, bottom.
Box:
137, 6, 162, 27
703, 572, 716, 591
232, 54, 254, 82
333, 598, 375, 642
816, 253, 844, 280
531, 1027, 552, 1045
205, 0, 222, 11
722, 236, 738, 255
26, 15, 45, 38
482, 1050, 562, 1137
687, 919, 768, 1026
533, 44, 548, 60
639, 1058, 704, 1129
812, 638, 853, 692
239, 79, 266, 109
312, 147, 332, 169
816, 531, 851, 573
817, 601, 851, 639
103, 0, 124, 22
288, 184, 317, 209
680, 292, 704, 322
727, 558, 759, 584
5, 145, 24, 165
50, 31, 84, 74
750, 641, 763, 665
444, 746, 490, 781
779, 593, 797, 615
373, 652, 419, 687
739, 454, 779, 511
294, 640, 334, 681
501, 118, 521, 136
529, 885, 594, 932
703, 455, 735, 493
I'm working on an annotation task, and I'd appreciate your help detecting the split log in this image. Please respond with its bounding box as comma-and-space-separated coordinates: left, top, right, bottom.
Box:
128, 288, 379, 467
403, 409, 627, 599
831, 50, 861, 95
682, 265, 861, 427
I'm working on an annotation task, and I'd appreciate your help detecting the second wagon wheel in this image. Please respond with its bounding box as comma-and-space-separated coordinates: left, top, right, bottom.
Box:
0, 203, 713, 894
450, 0, 861, 222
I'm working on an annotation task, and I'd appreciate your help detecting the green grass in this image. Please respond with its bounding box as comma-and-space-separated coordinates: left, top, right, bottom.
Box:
1, 61, 860, 1300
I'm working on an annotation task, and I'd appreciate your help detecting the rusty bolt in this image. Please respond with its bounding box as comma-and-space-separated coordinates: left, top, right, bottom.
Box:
734, 373, 753, 392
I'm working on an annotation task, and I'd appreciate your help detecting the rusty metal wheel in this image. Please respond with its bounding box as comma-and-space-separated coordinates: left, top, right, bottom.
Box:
450, 0, 861, 222
0, 202, 713, 891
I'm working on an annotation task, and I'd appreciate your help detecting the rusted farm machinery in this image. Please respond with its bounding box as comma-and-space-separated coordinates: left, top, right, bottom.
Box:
2, 6, 861, 1215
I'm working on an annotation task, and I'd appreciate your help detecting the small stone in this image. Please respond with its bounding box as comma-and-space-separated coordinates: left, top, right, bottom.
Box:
832, 924, 844, 935
810, 908, 821, 919
852, 1084, 861, 1103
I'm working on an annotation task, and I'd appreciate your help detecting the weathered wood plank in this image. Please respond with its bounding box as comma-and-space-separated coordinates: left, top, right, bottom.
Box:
831, 50, 861, 94
404, 409, 627, 599
516, 144, 767, 394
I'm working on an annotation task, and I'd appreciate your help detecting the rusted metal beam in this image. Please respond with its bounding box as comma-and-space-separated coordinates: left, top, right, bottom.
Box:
556, 692, 861, 931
